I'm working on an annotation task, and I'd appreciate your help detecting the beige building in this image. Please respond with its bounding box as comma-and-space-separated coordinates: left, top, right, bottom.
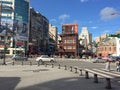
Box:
49, 24, 58, 42
97, 38, 116, 57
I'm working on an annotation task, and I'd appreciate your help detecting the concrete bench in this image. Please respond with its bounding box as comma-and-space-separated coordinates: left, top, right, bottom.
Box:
84, 68, 114, 89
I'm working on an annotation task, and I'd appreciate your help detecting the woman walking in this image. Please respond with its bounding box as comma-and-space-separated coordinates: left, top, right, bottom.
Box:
105, 60, 110, 71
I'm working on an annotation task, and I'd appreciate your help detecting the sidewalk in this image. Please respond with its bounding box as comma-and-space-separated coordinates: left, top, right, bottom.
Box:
0, 65, 119, 90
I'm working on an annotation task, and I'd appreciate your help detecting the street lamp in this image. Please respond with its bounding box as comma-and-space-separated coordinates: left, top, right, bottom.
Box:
2, 23, 8, 65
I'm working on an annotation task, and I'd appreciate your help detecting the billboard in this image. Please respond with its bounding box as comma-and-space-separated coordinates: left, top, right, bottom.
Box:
13, 20, 28, 41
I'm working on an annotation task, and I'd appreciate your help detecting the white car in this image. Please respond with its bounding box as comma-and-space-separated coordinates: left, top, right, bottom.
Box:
92, 57, 106, 63
36, 55, 56, 63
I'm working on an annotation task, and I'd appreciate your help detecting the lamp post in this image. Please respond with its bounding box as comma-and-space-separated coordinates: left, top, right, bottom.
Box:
2, 23, 8, 65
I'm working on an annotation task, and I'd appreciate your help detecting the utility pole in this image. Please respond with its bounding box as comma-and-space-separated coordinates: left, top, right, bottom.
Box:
0, 3, 2, 25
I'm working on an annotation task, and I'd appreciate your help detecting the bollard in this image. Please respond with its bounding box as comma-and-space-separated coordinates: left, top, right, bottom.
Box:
52, 64, 54, 68
79, 69, 82, 76
12, 61, 14, 66
70, 66, 72, 72
105, 78, 112, 89
64, 65, 67, 70
58, 64, 60, 69
30, 61, 32, 66
74, 67, 77, 73
85, 71, 89, 79
21, 61, 23, 66
37, 61, 40, 66
94, 74, 98, 83
45, 64, 47, 67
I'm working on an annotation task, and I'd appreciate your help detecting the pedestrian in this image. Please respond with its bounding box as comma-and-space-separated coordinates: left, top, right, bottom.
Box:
118, 61, 120, 72
105, 60, 110, 71
115, 60, 119, 71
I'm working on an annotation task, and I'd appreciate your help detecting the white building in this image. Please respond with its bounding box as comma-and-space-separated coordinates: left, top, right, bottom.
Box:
116, 37, 120, 56
79, 27, 92, 46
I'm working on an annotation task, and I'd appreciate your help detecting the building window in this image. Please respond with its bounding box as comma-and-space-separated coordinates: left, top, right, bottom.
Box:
109, 47, 111, 51
72, 46, 75, 49
67, 40, 74, 43
67, 46, 72, 49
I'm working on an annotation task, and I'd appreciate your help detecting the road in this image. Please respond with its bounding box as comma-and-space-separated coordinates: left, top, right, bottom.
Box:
0, 57, 117, 70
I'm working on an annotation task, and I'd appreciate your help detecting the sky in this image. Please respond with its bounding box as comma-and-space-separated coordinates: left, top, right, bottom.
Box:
30, 0, 120, 40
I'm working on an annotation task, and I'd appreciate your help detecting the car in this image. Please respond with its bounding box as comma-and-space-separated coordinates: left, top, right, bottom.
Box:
103, 56, 116, 62
92, 57, 106, 63
36, 55, 56, 63
12, 54, 28, 61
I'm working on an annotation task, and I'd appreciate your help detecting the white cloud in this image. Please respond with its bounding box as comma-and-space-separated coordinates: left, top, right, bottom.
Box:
91, 26, 98, 29
80, 0, 88, 3
100, 7, 120, 20
50, 19, 57, 23
59, 14, 70, 20
88, 21, 93, 23
102, 30, 110, 34
58, 14, 70, 24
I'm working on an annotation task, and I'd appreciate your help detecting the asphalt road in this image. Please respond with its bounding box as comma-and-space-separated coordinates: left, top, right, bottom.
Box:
0, 58, 117, 70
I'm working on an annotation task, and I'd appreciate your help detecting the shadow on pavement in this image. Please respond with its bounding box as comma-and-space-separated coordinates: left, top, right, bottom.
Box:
16, 76, 119, 90
0, 77, 20, 90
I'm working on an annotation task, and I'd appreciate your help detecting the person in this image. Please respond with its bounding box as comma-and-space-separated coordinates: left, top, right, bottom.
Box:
115, 60, 119, 71
19, 23, 28, 36
118, 61, 120, 72
105, 60, 110, 71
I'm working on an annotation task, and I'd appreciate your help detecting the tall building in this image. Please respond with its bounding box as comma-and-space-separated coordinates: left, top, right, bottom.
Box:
58, 23, 78, 58
49, 24, 58, 55
49, 24, 58, 41
0, 0, 30, 55
79, 27, 92, 46
29, 7, 49, 55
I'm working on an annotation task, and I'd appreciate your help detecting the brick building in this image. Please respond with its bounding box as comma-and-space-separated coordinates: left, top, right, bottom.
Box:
97, 37, 116, 57
57, 23, 78, 58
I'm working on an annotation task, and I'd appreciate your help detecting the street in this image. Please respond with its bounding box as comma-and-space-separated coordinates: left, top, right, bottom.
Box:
0, 57, 117, 70
0, 57, 120, 90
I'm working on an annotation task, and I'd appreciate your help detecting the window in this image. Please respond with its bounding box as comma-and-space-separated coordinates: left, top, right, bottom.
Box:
67, 46, 72, 49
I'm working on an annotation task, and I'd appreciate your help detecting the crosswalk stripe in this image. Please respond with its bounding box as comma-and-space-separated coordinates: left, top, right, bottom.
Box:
93, 69, 120, 77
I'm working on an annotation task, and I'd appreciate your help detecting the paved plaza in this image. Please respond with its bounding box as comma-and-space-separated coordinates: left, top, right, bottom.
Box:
0, 65, 120, 90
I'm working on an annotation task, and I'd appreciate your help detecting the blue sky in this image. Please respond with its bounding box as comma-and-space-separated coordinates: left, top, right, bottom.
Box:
30, 0, 120, 40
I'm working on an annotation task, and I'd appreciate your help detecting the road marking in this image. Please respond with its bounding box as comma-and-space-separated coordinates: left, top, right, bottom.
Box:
93, 69, 120, 77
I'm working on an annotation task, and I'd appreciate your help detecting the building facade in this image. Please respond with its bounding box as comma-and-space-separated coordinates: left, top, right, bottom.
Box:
97, 37, 116, 57
58, 23, 78, 58
0, 0, 30, 56
49, 24, 58, 55
29, 7, 49, 55
79, 27, 92, 46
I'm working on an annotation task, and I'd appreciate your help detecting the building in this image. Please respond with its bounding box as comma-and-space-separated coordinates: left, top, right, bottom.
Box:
49, 24, 58, 41
58, 23, 78, 58
97, 37, 116, 57
78, 27, 92, 57
0, 0, 30, 56
29, 7, 49, 55
79, 27, 92, 46
49, 24, 58, 55
95, 37, 101, 43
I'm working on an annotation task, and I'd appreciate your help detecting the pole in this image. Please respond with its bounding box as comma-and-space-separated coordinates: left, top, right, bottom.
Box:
2, 24, 7, 65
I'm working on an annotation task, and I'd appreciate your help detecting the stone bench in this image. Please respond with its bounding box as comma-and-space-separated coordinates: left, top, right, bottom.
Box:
84, 68, 114, 89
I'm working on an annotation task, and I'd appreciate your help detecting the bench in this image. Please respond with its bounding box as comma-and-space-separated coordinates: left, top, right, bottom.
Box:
84, 68, 114, 89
